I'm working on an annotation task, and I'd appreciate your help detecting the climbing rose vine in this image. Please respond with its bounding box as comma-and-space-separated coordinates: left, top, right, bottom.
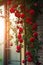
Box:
7, 0, 43, 65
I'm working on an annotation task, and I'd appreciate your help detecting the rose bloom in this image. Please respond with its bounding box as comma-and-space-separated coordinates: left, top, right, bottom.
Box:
22, 60, 25, 63
29, 21, 33, 25
33, 32, 38, 37
15, 10, 20, 18
27, 57, 32, 62
25, 51, 31, 56
20, 13, 25, 18
30, 37, 35, 42
17, 34, 22, 39
10, 7, 15, 13
29, 9, 35, 16
32, 23, 38, 30
19, 38, 23, 43
16, 45, 21, 51
26, 17, 32, 23
19, 27, 23, 33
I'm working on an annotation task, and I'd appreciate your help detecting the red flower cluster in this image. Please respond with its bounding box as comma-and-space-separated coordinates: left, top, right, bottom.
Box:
17, 34, 22, 39
15, 10, 20, 18
16, 45, 21, 52
33, 32, 38, 37
19, 27, 23, 33
29, 9, 35, 16
30, 37, 35, 42
32, 23, 38, 30
26, 17, 32, 24
15, 10, 25, 18
22, 60, 25, 63
20, 13, 25, 18
10, 7, 15, 13
27, 57, 32, 62
18, 38, 23, 43
25, 51, 32, 56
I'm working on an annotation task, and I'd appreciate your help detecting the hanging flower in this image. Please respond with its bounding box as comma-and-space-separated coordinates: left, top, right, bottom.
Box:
10, 7, 15, 13
19, 27, 23, 33
30, 37, 35, 42
33, 32, 38, 37
29, 21, 33, 25
32, 23, 38, 30
27, 57, 32, 62
29, 9, 35, 16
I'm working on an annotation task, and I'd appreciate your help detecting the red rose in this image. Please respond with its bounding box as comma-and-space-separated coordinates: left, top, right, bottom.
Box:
25, 51, 31, 56
19, 38, 23, 43
32, 23, 38, 30
30, 37, 35, 42
26, 17, 32, 23
33, 32, 38, 37
22, 60, 25, 63
10, 7, 15, 13
20, 13, 25, 18
19, 27, 23, 33
15, 10, 20, 18
29, 9, 35, 16
27, 57, 32, 62
16, 45, 21, 51
17, 34, 22, 39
